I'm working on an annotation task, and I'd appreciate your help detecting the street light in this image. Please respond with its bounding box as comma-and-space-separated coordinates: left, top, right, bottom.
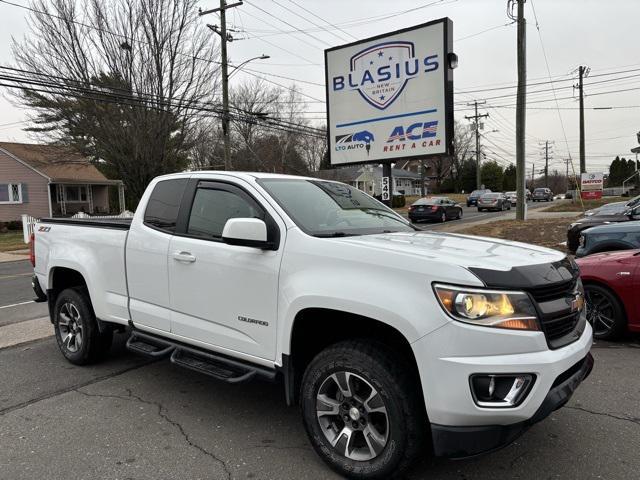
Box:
228, 54, 270, 78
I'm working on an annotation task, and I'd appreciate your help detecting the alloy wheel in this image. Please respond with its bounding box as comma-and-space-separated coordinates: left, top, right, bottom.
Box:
585, 289, 617, 337
316, 371, 390, 461
58, 302, 84, 353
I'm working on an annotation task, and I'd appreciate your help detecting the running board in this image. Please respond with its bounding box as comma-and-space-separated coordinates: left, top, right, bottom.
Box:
126, 331, 175, 358
126, 330, 276, 384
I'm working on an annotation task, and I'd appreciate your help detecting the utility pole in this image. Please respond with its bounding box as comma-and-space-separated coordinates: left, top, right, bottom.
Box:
539, 140, 554, 188
576, 65, 589, 174
531, 162, 535, 188
465, 100, 489, 189
512, 0, 527, 220
200, 0, 243, 170
564, 158, 570, 191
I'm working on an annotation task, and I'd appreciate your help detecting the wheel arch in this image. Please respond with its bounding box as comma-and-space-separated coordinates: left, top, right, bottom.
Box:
47, 267, 92, 324
283, 308, 423, 408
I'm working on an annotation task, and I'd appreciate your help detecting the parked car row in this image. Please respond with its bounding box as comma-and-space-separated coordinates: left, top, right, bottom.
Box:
566, 198, 640, 340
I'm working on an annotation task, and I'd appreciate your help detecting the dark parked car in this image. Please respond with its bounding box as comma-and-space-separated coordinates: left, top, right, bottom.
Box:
576, 249, 640, 339
567, 205, 640, 253
532, 188, 554, 202
477, 192, 511, 211
466, 189, 491, 207
408, 197, 463, 223
576, 220, 640, 257
584, 194, 640, 217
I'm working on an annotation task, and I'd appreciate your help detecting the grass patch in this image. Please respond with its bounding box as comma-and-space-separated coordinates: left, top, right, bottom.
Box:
543, 197, 626, 213
0, 231, 26, 252
456, 217, 574, 252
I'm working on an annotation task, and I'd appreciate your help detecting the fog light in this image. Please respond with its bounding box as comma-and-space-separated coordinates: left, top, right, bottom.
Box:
470, 374, 535, 408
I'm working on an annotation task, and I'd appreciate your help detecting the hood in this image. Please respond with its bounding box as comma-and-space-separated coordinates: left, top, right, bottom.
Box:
573, 213, 631, 226
585, 202, 626, 216
333, 231, 565, 272
584, 220, 640, 234
576, 249, 640, 265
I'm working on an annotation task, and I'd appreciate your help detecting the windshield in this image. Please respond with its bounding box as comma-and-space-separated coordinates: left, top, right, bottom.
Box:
259, 179, 414, 237
534, 188, 546, 193
506, 191, 516, 196
626, 195, 640, 208
470, 190, 487, 197
413, 198, 443, 205
483, 193, 501, 198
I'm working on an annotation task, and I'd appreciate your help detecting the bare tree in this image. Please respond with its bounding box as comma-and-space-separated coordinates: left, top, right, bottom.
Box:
299, 125, 327, 172
12, 0, 220, 207
450, 120, 475, 191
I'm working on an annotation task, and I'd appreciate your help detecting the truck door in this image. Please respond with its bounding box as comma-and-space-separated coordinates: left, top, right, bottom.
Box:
167, 179, 284, 361
126, 177, 189, 332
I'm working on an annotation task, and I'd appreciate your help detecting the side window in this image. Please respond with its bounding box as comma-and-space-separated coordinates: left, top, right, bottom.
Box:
144, 179, 188, 233
187, 186, 262, 239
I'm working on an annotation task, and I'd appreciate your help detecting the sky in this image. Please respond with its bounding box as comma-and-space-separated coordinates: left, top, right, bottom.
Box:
0, 0, 639, 175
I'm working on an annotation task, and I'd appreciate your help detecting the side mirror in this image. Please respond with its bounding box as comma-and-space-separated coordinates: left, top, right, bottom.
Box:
222, 218, 274, 250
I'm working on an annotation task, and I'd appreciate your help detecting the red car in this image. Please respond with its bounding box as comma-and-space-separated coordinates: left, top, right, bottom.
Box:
576, 249, 640, 340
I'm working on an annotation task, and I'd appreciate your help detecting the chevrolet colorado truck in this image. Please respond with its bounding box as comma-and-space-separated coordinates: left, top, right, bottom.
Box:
32, 172, 593, 479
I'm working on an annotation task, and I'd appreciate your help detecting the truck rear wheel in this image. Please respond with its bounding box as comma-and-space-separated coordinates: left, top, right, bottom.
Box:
53, 287, 113, 365
300, 340, 423, 479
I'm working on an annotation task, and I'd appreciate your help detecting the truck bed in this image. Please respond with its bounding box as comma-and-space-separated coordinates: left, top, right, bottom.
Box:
40, 217, 132, 230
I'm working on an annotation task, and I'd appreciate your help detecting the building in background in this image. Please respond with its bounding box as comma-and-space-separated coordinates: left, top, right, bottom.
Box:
0, 142, 124, 221
315, 165, 423, 196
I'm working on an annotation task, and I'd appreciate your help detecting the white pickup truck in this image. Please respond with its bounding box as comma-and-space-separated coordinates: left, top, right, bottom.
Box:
32, 172, 593, 479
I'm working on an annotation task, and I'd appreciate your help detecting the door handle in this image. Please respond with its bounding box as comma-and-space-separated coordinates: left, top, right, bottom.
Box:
173, 251, 196, 263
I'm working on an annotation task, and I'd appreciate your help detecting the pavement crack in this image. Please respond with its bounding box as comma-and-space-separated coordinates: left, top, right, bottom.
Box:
0, 361, 152, 416
75, 387, 232, 480
566, 405, 640, 427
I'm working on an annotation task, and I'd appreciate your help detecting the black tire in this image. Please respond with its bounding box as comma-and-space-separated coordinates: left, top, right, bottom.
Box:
457, 209, 463, 220
584, 284, 627, 340
300, 341, 424, 480
53, 287, 113, 365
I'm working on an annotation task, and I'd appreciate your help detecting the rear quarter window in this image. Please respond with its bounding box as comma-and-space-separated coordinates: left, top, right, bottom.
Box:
144, 179, 188, 233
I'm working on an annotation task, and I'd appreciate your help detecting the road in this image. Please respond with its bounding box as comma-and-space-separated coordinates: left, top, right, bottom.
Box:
408, 199, 552, 230
0, 334, 638, 480
0, 260, 47, 327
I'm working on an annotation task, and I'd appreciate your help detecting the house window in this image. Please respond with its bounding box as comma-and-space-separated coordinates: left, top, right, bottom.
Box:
0, 183, 22, 204
64, 185, 88, 202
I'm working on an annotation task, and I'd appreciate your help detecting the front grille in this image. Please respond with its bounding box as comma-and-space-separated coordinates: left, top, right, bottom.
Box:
540, 312, 580, 341
526, 277, 581, 347
528, 278, 576, 302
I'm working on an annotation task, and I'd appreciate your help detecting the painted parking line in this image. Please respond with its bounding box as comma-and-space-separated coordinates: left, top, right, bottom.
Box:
0, 273, 32, 280
0, 300, 35, 310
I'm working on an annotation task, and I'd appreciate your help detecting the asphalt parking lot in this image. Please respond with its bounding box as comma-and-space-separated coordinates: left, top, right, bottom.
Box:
1, 258, 639, 480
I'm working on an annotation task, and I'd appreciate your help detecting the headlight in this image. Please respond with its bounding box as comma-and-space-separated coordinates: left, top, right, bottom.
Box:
433, 284, 539, 331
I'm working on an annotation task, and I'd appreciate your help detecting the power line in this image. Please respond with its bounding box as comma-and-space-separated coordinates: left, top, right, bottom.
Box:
243, 0, 330, 48
284, 0, 357, 41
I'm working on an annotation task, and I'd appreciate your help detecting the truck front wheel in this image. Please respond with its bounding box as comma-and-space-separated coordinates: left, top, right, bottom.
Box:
53, 287, 113, 365
300, 340, 423, 479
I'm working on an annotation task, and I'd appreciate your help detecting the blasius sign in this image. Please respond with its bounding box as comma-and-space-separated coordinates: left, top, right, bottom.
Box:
325, 18, 454, 166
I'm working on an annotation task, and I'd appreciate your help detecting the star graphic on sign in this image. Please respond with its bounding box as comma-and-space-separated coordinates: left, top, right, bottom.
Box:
379, 95, 385, 100
369, 60, 374, 65
377, 50, 384, 57
388, 56, 393, 61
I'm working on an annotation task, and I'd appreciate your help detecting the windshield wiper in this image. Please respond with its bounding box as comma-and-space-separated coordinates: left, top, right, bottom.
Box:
314, 231, 356, 238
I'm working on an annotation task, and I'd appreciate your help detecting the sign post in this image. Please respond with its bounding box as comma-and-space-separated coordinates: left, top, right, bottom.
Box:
580, 172, 604, 200
381, 164, 392, 206
324, 18, 454, 206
